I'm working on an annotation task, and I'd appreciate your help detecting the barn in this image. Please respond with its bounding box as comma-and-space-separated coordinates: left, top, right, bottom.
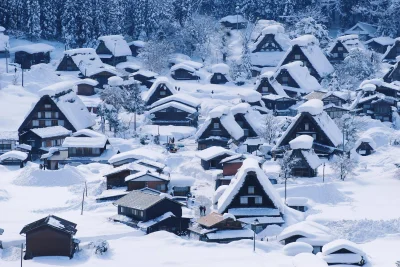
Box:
170, 63, 200, 80
11, 43, 54, 69
96, 35, 132, 66
327, 34, 364, 63
365, 36, 395, 54
209, 64, 230, 84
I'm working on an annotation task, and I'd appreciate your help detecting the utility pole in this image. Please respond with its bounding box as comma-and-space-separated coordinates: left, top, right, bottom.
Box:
81, 187, 85, 215
322, 162, 325, 183
236, 5, 239, 31
85, 181, 88, 197
5, 44, 8, 73
20, 243, 23, 266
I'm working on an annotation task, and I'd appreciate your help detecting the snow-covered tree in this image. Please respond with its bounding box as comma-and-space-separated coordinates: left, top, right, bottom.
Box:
291, 17, 330, 47
26, 0, 41, 40
331, 153, 357, 181
138, 40, 175, 73
335, 114, 365, 151
260, 113, 282, 144
108, 0, 124, 34
40, 0, 57, 39
279, 150, 299, 203
122, 81, 145, 133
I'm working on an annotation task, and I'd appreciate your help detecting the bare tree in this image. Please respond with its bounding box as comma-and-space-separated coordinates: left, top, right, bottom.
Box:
335, 114, 365, 151
279, 151, 299, 203
260, 113, 282, 144
331, 153, 357, 181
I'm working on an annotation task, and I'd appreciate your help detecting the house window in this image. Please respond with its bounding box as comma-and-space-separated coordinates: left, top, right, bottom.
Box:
42, 141, 46, 147
338, 46, 344, 51
333, 53, 338, 58
55, 112, 59, 118
248, 186, 255, 194
255, 197, 262, 204
56, 139, 62, 146
294, 54, 301, 60
121, 207, 126, 213
58, 120, 64, 126
92, 148, 100, 154
282, 76, 288, 82
159, 109, 167, 112
139, 211, 143, 217
70, 147, 76, 154
45, 104, 51, 109
45, 120, 52, 126
32, 120, 39, 127
304, 123, 309, 131
262, 86, 269, 93
37, 112, 42, 118
160, 91, 166, 96
213, 123, 220, 129
217, 75, 222, 80
240, 197, 248, 204
45, 112, 52, 118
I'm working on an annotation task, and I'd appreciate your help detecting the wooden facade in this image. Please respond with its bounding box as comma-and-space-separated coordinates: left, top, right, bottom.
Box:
383, 63, 400, 83
197, 118, 232, 150
356, 141, 374, 156
255, 77, 281, 95
19, 130, 69, 157
366, 40, 392, 54
15, 51, 51, 69
149, 107, 198, 127
76, 83, 95, 96
262, 96, 296, 114
210, 73, 229, 84
383, 40, 400, 62
328, 41, 349, 63
96, 41, 127, 66
280, 45, 321, 80
20, 216, 78, 260
67, 146, 106, 157
356, 97, 395, 122
201, 153, 234, 170
324, 105, 348, 119
105, 169, 131, 189
274, 68, 301, 97
289, 149, 318, 177
56, 54, 80, 72
132, 73, 156, 89
252, 34, 284, 53
171, 68, 199, 80
146, 83, 175, 106
126, 173, 169, 192
234, 113, 258, 138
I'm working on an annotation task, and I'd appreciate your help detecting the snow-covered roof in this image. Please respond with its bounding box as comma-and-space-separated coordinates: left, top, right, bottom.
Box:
298, 99, 324, 115
0, 26, 5, 32
0, 131, 18, 140
125, 171, 169, 182
195, 106, 244, 141
37, 88, 96, 131
237, 216, 284, 224
169, 176, 195, 187
365, 36, 395, 46
143, 76, 176, 102
256, 71, 288, 97
293, 253, 328, 267
196, 146, 236, 161
62, 48, 121, 77
317, 253, 363, 265
278, 221, 334, 246
230, 103, 263, 135
276, 61, 322, 94
78, 78, 98, 86
286, 197, 309, 206
134, 158, 166, 170
355, 135, 376, 150
178, 60, 203, 70
0, 150, 28, 162
31, 126, 71, 139
10, 43, 54, 54
128, 40, 146, 48
360, 78, 400, 91
211, 63, 229, 74
345, 22, 377, 37
170, 63, 196, 73
299, 149, 322, 169
251, 25, 291, 52
238, 90, 262, 103
72, 129, 104, 138
289, 135, 314, 150
219, 15, 246, 24
149, 93, 201, 109
206, 229, 254, 240
147, 101, 197, 114
137, 212, 175, 229
108, 76, 124, 86
108, 148, 165, 165
283, 242, 313, 256
217, 158, 284, 214
62, 136, 108, 148
321, 239, 365, 256
98, 35, 132, 57
39, 81, 78, 96
327, 34, 364, 54
282, 35, 334, 78
133, 69, 158, 78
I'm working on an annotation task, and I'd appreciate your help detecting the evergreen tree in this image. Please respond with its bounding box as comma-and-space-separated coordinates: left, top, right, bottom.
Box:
92, 0, 108, 38
62, 0, 79, 48
122, 81, 145, 132
26, 0, 42, 40
108, 0, 124, 34
40, 0, 57, 39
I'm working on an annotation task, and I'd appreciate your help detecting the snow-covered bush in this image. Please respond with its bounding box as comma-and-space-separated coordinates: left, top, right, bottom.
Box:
88, 239, 109, 255
331, 154, 358, 181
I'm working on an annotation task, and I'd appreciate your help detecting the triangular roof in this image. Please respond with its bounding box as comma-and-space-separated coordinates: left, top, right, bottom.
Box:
250, 25, 291, 52
230, 103, 262, 135
345, 22, 377, 37
142, 76, 177, 103
217, 158, 284, 214
149, 93, 201, 109
147, 101, 197, 114
255, 71, 288, 97
383, 38, 400, 61
97, 35, 132, 57
20, 215, 77, 235
327, 34, 364, 54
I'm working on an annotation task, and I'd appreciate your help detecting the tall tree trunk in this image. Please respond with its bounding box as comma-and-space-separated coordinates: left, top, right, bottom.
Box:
134, 112, 137, 132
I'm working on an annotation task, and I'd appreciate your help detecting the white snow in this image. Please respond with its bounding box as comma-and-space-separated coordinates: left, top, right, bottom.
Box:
328, 34, 364, 54
143, 76, 176, 103
137, 212, 175, 229
293, 253, 328, 267
300, 149, 322, 170
169, 176, 195, 187
72, 129, 105, 138
222, 213, 236, 221
30, 126, 71, 138
0, 131, 18, 140
206, 229, 254, 240
283, 242, 313, 256
62, 136, 108, 148
148, 101, 197, 114
238, 90, 262, 103
355, 135, 377, 150
10, 43, 54, 54
149, 93, 201, 109
211, 63, 229, 74
196, 146, 236, 161
322, 239, 365, 256
219, 15, 246, 24
365, 36, 395, 46
289, 135, 314, 150
98, 35, 132, 57
108, 76, 124, 86
297, 99, 324, 115
170, 63, 196, 73
0, 151, 28, 162
0, 31, 9, 51
286, 197, 309, 207
278, 221, 334, 246
108, 148, 166, 165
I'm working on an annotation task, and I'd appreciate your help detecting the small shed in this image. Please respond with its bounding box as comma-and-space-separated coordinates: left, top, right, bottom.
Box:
76, 79, 98, 96
219, 15, 247, 29
170, 63, 200, 80
0, 150, 28, 166
20, 215, 78, 260
96, 35, 132, 66
169, 176, 195, 197
365, 36, 395, 54
128, 40, 146, 56
286, 197, 309, 212
125, 171, 169, 192
196, 146, 237, 170
355, 136, 376, 156
209, 64, 230, 84
11, 43, 54, 69
317, 239, 366, 266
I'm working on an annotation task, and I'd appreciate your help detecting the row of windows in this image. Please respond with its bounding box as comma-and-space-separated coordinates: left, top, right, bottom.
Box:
32, 120, 65, 127
37, 111, 59, 119
0, 144, 12, 150
240, 196, 262, 204
158, 108, 185, 113
42, 139, 64, 148
70, 147, 101, 155
121, 206, 144, 217
331, 52, 348, 58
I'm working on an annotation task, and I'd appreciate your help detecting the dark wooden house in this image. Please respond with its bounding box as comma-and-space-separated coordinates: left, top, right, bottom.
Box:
273, 100, 342, 157
287, 135, 321, 177
355, 137, 376, 156
11, 43, 54, 69
104, 164, 134, 189
96, 35, 132, 66
231, 106, 259, 139
143, 77, 177, 106
113, 190, 189, 234
197, 146, 236, 170
195, 106, 244, 150
209, 64, 230, 84
321, 92, 347, 107
278, 35, 334, 81
324, 104, 349, 119
20, 215, 78, 260
125, 171, 169, 192
62, 134, 109, 157
76, 79, 98, 96
147, 101, 198, 127
327, 35, 363, 63
262, 95, 297, 115
128, 40, 146, 56
254, 72, 288, 96
365, 37, 395, 54
383, 38, 400, 62
383, 61, 400, 83
354, 95, 396, 122
188, 212, 253, 243
132, 70, 158, 89
170, 63, 200, 80
216, 158, 284, 232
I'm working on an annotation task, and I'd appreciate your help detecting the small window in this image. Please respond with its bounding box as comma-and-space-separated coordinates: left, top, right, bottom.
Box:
55, 112, 59, 118
282, 76, 289, 82
160, 184, 166, 191
139, 211, 143, 217
343, 53, 348, 57
160, 91, 166, 96
45, 104, 51, 109
45, 120, 52, 126
213, 123, 220, 129
45, 112, 52, 119
240, 197, 248, 204
262, 86, 269, 93
42, 141, 46, 147
58, 120, 64, 126
56, 139, 62, 146
338, 46, 344, 51
217, 75, 222, 80
248, 186, 255, 194
121, 207, 126, 213
333, 53, 338, 58
92, 148, 100, 154
32, 120, 39, 127
294, 54, 301, 60
37, 112, 42, 118
255, 197, 262, 204
305, 123, 309, 131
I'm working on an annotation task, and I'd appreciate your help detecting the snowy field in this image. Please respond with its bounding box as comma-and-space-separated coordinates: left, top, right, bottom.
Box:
1, 37, 400, 267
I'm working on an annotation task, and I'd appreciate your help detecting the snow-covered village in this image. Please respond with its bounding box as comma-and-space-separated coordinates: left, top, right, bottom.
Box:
1, 0, 400, 266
